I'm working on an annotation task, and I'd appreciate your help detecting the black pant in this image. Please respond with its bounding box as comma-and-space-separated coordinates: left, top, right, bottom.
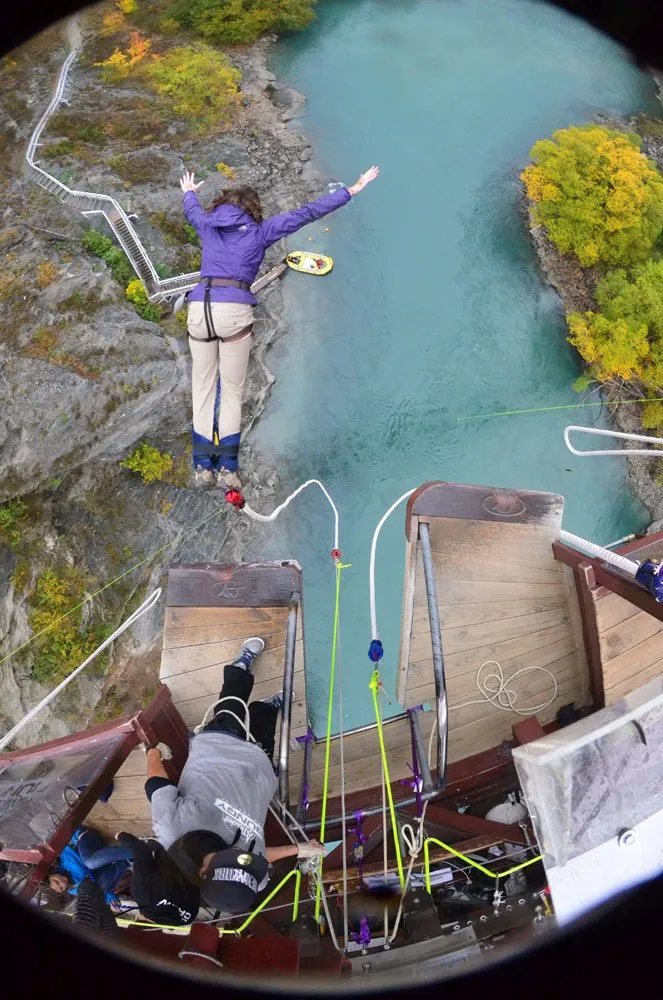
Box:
203, 664, 279, 762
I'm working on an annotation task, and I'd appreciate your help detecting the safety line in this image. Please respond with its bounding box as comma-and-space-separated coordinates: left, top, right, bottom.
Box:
314, 557, 351, 921
423, 837, 541, 893
456, 397, 663, 421
369, 669, 405, 889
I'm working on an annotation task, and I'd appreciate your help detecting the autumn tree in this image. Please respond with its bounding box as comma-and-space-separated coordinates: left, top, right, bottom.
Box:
521, 125, 663, 267
568, 259, 663, 383
167, 0, 317, 45
143, 45, 240, 129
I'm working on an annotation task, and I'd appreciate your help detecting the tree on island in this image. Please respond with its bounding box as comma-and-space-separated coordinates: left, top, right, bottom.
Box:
521, 125, 663, 268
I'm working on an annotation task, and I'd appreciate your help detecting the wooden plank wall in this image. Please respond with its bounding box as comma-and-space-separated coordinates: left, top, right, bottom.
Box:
398, 516, 588, 765
590, 589, 663, 703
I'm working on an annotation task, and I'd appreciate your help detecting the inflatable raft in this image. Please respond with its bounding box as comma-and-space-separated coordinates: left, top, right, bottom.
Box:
285, 252, 334, 275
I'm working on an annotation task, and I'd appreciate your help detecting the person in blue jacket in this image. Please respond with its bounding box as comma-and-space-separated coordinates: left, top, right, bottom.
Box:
179, 164, 380, 489
47, 827, 134, 909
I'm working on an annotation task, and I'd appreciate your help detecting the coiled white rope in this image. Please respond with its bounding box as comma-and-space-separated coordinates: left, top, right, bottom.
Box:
451, 660, 558, 716
243, 479, 340, 553
0, 589, 162, 753
564, 424, 663, 458
386, 659, 557, 942
194, 695, 251, 736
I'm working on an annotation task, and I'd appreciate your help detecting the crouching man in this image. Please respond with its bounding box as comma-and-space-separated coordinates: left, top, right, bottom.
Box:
144, 637, 324, 915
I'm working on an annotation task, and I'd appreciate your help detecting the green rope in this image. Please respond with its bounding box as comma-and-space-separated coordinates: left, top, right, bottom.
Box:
369, 669, 405, 890
423, 837, 541, 893
314, 558, 351, 923
456, 396, 663, 421
0, 501, 228, 668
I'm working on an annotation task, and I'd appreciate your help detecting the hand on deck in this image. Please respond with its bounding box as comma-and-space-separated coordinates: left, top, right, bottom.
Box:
180, 171, 204, 193
348, 165, 380, 197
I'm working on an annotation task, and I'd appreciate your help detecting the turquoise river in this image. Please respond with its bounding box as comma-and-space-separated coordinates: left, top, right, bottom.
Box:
246, 0, 660, 732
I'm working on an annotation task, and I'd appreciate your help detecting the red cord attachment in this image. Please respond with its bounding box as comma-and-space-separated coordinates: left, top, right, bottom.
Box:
331, 548, 341, 561
225, 489, 245, 509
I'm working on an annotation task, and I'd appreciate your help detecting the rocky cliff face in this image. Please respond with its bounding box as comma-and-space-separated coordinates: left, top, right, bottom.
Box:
0, 12, 320, 746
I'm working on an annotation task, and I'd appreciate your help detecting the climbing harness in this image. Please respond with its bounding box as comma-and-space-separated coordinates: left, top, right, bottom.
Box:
187, 278, 255, 343
564, 424, 663, 458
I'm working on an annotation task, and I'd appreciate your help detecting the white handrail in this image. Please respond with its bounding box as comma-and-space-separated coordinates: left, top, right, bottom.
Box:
564, 425, 663, 458
26, 33, 198, 301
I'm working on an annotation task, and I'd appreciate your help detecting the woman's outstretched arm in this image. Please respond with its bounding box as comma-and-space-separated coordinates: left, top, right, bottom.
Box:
180, 170, 210, 234
260, 165, 379, 248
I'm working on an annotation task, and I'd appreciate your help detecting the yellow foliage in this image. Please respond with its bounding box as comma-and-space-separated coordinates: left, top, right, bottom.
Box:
567, 311, 650, 382
95, 48, 131, 81
36, 261, 59, 288
95, 31, 150, 82
100, 10, 126, 35
116, 0, 137, 11
142, 44, 240, 131
522, 125, 663, 267
216, 162, 236, 179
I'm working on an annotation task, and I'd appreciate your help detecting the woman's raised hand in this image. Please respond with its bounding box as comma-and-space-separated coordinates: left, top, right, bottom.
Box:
180, 171, 204, 193
348, 165, 380, 196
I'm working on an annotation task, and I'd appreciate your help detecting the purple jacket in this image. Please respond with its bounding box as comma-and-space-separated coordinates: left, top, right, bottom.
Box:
183, 187, 352, 305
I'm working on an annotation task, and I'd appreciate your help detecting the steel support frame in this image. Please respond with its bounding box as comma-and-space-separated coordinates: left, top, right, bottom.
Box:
277, 591, 300, 813
418, 521, 448, 788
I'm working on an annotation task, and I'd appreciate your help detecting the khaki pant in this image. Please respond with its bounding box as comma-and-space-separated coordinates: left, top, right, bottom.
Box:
187, 301, 254, 453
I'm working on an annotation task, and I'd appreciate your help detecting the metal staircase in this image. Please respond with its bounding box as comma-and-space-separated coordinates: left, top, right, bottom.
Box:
26, 42, 283, 304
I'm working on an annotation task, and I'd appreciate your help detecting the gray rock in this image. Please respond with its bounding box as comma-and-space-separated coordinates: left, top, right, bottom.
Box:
0, 23, 322, 739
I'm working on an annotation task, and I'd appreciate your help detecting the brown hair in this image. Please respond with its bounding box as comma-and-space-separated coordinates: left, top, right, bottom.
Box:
208, 186, 263, 224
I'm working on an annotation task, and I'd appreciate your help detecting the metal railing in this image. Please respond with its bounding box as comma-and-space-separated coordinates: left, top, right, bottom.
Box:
26, 39, 285, 304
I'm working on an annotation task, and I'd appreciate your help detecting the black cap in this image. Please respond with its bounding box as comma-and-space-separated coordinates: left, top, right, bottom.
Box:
198, 846, 270, 915
117, 832, 199, 926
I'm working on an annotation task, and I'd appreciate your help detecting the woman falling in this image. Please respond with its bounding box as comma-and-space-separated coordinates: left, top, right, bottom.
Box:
179, 165, 380, 489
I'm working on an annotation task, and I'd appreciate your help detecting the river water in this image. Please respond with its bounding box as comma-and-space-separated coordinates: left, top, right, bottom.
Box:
247, 0, 659, 733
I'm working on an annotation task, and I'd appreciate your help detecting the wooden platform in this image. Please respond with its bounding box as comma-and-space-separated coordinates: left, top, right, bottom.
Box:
89, 562, 307, 837
589, 588, 663, 704
396, 483, 589, 770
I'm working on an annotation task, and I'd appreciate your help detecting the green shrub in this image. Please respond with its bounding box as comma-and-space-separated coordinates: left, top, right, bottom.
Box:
120, 442, 174, 483
28, 567, 109, 684
42, 138, 76, 159
125, 279, 163, 321
82, 229, 134, 284
0, 499, 28, 549
168, 0, 317, 44
141, 44, 240, 130
149, 211, 198, 246
567, 260, 663, 384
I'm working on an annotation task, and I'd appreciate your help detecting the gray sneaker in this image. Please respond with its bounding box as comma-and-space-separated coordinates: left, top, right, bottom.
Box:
262, 689, 296, 712
193, 466, 216, 487
231, 636, 265, 670
217, 467, 242, 490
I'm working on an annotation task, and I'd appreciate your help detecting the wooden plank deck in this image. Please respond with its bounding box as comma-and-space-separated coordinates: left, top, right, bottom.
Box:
591, 589, 663, 703
396, 483, 589, 769
89, 563, 307, 837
